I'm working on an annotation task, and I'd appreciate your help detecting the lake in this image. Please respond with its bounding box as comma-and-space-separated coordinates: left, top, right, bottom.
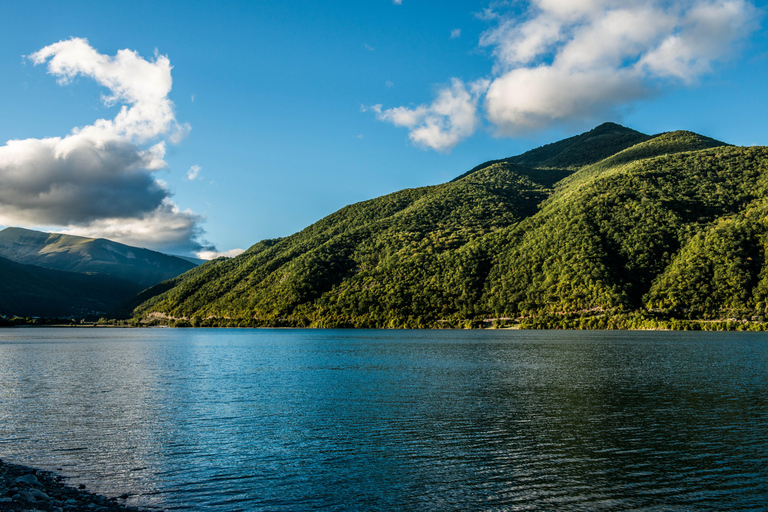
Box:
0, 328, 765, 511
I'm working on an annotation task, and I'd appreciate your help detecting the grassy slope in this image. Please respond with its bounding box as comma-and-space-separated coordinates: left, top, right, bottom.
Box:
482, 138, 755, 317
128, 124, 648, 324
128, 124, 768, 326
132, 166, 559, 325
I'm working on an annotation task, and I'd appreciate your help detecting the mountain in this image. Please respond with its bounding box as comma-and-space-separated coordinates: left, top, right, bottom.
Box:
0, 254, 143, 318
124, 121, 768, 328
0, 227, 197, 289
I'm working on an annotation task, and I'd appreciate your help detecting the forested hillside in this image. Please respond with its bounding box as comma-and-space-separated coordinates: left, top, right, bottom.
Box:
127, 123, 768, 329
0, 255, 142, 318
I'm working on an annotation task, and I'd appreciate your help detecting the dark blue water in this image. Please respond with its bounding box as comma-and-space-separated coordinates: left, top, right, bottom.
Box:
0, 328, 765, 511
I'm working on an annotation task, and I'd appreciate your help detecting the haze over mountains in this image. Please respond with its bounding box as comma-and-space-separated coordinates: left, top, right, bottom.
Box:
121, 122, 768, 328
0, 228, 197, 317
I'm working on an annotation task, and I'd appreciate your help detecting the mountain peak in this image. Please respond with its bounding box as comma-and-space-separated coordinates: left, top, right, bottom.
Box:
507, 123, 650, 170
589, 122, 636, 134
454, 123, 650, 182
0, 227, 196, 288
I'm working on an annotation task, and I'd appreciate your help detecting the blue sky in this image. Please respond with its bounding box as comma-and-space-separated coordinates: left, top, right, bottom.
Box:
0, 0, 767, 257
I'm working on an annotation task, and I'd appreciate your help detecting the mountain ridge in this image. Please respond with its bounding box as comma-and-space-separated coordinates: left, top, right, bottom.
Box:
120, 122, 768, 328
12, 121, 755, 329
0, 227, 197, 289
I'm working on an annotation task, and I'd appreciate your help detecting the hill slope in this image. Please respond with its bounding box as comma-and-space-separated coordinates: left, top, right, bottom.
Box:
0, 227, 196, 288
0, 255, 142, 318
129, 123, 768, 328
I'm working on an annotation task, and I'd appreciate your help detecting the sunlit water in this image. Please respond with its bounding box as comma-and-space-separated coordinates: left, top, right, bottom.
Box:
0, 328, 766, 511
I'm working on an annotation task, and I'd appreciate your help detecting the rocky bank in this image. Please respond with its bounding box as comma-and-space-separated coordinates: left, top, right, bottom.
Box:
0, 460, 152, 512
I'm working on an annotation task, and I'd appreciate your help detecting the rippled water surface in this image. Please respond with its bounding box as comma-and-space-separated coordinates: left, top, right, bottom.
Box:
0, 328, 766, 511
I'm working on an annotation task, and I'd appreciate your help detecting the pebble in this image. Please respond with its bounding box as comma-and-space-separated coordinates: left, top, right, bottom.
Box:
12, 476, 39, 487
17, 489, 49, 503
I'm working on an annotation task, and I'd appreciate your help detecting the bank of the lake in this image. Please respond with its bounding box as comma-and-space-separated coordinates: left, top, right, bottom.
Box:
0, 460, 148, 512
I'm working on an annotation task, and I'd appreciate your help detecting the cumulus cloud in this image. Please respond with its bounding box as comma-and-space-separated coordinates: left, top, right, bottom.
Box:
370, 78, 489, 151
0, 137, 167, 224
451, 29, 462, 39
484, 65, 648, 135
0, 37, 211, 254
28, 38, 185, 142
373, 0, 760, 144
62, 200, 212, 255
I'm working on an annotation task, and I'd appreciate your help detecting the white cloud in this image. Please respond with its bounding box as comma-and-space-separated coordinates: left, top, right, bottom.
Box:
62, 199, 212, 254
484, 65, 648, 135
196, 248, 246, 260
481, 0, 759, 135
371, 78, 489, 152
0, 38, 211, 254
451, 28, 462, 39
637, 1, 758, 81
28, 38, 183, 142
187, 164, 202, 180
393, 0, 403, 4
374, 0, 760, 146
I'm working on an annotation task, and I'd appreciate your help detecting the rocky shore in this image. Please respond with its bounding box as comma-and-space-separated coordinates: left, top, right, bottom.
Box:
0, 460, 152, 512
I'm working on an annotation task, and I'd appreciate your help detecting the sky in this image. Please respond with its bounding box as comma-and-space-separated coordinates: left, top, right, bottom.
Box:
0, 0, 767, 258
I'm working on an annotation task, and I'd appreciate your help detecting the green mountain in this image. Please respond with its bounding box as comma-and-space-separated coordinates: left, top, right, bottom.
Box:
0, 254, 142, 318
128, 123, 768, 328
0, 227, 196, 289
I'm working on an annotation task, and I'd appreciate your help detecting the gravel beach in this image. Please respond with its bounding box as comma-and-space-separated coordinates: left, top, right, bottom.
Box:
0, 460, 152, 512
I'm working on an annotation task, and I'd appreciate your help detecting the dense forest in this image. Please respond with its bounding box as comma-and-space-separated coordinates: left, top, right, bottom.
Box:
125, 123, 768, 330
0, 254, 143, 318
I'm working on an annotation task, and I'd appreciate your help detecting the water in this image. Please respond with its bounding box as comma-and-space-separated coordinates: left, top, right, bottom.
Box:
0, 328, 766, 511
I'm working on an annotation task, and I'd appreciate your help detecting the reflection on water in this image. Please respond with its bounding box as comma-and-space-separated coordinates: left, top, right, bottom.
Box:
0, 328, 766, 511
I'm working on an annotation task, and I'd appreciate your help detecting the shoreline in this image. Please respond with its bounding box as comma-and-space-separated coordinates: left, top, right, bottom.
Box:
1, 323, 766, 332
0, 459, 151, 512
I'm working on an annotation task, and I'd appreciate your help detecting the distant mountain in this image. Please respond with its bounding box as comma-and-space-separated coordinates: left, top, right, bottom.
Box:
174, 255, 208, 266
0, 254, 142, 318
0, 227, 196, 289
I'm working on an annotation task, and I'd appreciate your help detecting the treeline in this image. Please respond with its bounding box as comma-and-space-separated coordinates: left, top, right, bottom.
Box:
0, 316, 134, 327
135, 311, 768, 331
519, 311, 768, 331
